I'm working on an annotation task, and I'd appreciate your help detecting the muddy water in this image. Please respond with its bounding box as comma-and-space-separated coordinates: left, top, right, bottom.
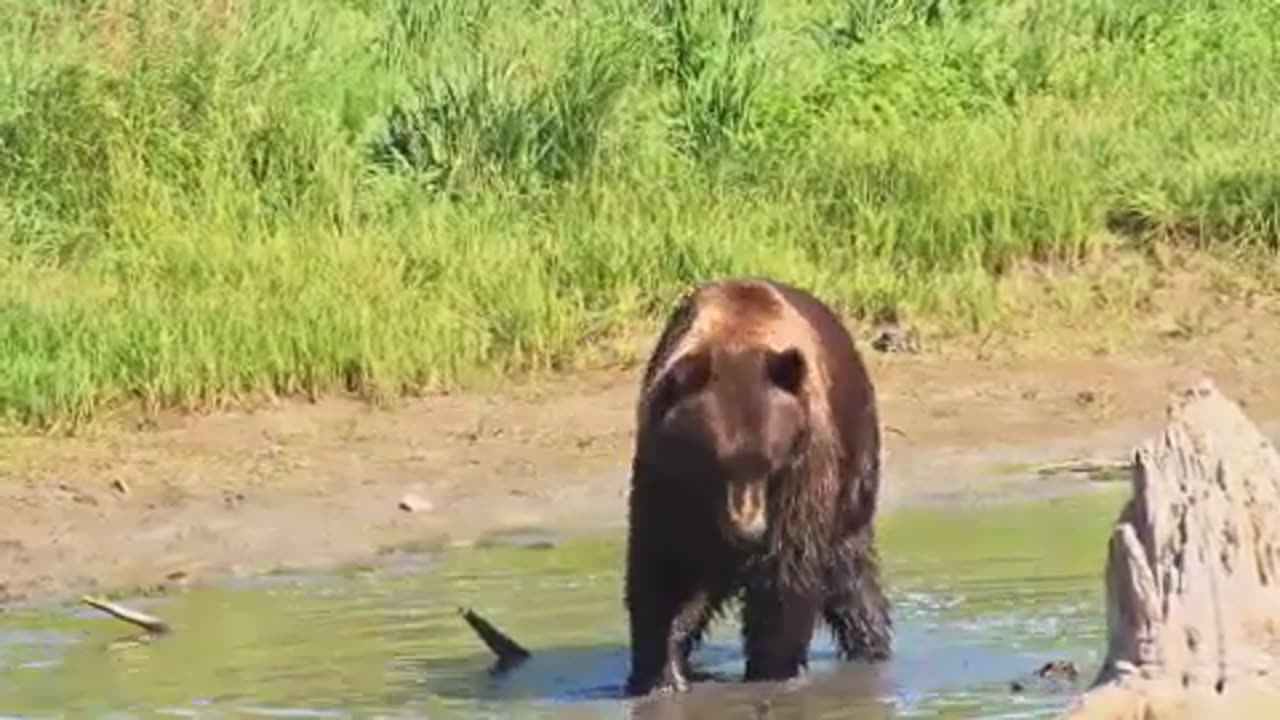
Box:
0, 486, 1126, 719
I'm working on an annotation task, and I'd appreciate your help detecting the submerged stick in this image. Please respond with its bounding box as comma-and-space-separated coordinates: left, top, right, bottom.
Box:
81, 595, 172, 635
458, 606, 531, 674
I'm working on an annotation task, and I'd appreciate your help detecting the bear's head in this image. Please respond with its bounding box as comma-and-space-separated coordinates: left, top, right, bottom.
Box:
646, 343, 810, 547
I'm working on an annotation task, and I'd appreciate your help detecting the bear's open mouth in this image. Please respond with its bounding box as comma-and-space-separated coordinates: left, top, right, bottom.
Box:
725, 481, 768, 544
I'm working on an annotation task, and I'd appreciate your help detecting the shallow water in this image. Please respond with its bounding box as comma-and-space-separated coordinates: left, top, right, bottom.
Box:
0, 486, 1126, 719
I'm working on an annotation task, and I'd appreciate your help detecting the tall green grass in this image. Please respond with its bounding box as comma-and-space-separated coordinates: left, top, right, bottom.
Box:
1, 0, 1278, 429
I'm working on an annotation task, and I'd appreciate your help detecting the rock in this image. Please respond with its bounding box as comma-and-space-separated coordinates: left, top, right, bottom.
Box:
1059, 379, 1280, 720
1038, 660, 1080, 682
398, 492, 434, 513
110, 479, 130, 496
1010, 659, 1082, 696
869, 321, 921, 354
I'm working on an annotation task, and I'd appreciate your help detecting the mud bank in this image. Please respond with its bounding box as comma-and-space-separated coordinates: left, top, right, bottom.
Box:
2, 329, 1278, 608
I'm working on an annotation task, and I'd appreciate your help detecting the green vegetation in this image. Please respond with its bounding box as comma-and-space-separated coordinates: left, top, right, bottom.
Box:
1, 0, 1278, 428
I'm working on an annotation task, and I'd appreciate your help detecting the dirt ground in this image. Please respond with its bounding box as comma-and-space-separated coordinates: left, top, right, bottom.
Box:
2, 278, 1278, 608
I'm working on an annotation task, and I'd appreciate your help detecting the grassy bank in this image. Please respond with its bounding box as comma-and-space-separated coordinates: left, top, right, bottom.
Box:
1, 0, 1278, 429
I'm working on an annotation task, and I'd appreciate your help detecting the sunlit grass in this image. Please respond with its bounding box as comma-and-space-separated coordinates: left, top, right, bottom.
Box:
1, 0, 1278, 429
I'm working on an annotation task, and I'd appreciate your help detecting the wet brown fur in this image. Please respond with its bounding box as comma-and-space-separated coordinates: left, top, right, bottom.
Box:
624, 277, 892, 696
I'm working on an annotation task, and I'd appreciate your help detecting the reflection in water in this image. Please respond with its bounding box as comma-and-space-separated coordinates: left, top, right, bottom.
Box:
625, 664, 895, 720
0, 488, 1125, 718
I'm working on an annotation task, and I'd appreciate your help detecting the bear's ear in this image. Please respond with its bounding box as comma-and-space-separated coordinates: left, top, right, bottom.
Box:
655, 352, 711, 415
765, 347, 806, 396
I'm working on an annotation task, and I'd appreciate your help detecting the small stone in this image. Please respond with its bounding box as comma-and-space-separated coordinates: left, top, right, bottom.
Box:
869, 322, 921, 354
1036, 660, 1079, 681
399, 493, 434, 513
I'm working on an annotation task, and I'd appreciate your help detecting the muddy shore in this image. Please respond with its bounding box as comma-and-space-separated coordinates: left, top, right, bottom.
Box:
1, 311, 1278, 608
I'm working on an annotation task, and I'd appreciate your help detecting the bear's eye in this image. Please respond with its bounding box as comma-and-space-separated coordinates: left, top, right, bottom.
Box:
656, 352, 711, 415
765, 347, 805, 395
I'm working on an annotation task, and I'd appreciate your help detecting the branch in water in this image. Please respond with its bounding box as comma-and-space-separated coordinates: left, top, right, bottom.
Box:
458, 606, 531, 674
81, 595, 172, 635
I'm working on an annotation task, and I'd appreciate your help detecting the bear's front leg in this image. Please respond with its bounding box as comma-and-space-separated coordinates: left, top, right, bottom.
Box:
624, 527, 704, 697
625, 571, 676, 695
740, 581, 822, 683
822, 532, 892, 662
625, 585, 706, 695
656, 589, 712, 693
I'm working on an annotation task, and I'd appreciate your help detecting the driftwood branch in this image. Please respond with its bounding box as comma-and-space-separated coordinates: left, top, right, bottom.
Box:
1060, 379, 1280, 719
81, 595, 172, 635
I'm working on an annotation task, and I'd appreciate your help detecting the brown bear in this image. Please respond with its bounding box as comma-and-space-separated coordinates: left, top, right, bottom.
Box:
623, 277, 891, 696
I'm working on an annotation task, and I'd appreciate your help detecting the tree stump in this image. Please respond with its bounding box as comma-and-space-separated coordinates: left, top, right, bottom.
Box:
1059, 379, 1280, 720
